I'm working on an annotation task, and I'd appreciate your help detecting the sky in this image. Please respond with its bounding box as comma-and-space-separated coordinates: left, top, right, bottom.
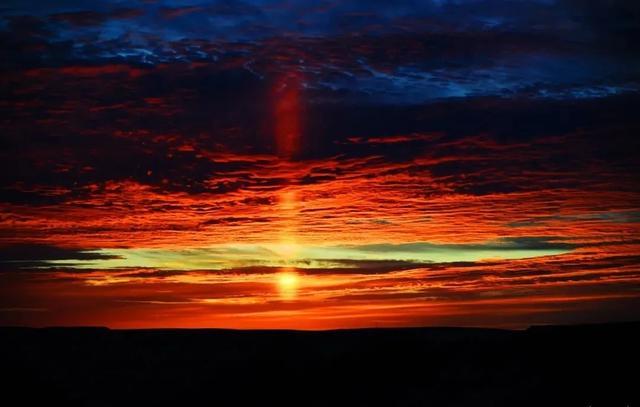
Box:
1, 0, 639, 329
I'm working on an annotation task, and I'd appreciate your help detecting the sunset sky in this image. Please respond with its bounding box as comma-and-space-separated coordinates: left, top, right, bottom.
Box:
1, 0, 639, 329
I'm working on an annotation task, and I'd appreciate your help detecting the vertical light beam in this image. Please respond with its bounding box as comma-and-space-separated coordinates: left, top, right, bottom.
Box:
273, 71, 303, 298
274, 72, 302, 159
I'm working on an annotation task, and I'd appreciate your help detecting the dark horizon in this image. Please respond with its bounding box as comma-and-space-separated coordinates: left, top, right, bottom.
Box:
3, 321, 639, 406
3, 317, 640, 331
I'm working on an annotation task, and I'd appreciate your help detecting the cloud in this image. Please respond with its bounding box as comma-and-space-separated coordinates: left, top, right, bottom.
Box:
50, 8, 142, 26
1, 243, 639, 328
11, 238, 572, 271
0, 244, 122, 268
1, 0, 639, 328
158, 6, 204, 20
349, 238, 577, 254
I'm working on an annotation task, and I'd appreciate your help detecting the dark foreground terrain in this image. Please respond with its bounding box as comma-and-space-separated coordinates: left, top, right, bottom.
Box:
1, 322, 638, 406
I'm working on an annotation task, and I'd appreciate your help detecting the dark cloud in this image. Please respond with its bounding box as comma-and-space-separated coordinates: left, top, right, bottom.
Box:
2, 67, 639, 202
158, 6, 204, 20
200, 217, 272, 226
0, 244, 121, 269
50, 8, 142, 26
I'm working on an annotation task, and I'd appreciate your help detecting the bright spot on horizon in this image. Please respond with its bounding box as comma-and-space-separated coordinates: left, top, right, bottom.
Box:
276, 270, 299, 300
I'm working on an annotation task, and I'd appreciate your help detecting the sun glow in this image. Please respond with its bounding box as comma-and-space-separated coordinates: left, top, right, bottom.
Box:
276, 270, 299, 299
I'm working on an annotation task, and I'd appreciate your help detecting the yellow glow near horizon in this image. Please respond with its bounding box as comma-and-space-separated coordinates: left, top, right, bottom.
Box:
271, 241, 301, 260
41, 242, 571, 271
276, 270, 299, 300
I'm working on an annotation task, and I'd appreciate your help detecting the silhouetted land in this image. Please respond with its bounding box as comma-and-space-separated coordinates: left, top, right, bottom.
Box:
1, 322, 638, 406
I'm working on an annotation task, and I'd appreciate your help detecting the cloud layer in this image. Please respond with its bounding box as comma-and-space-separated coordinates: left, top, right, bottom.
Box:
1, 0, 639, 328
